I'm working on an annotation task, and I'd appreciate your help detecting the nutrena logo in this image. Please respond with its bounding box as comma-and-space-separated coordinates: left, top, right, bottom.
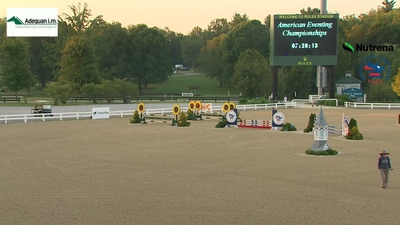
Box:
7, 16, 57, 25
343, 42, 394, 53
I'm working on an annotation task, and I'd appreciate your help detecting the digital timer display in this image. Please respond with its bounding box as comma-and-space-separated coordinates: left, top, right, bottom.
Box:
291, 43, 318, 49
273, 15, 338, 57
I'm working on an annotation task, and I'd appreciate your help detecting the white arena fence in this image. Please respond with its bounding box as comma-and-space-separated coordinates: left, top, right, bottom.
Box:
0, 102, 296, 124
344, 102, 400, 109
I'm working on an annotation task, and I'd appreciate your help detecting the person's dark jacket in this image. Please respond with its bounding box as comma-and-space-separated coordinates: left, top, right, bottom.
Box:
378, 156, 392, 170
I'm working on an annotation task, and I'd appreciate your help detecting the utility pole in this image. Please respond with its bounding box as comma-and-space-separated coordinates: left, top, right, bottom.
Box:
317, 0, 328, 96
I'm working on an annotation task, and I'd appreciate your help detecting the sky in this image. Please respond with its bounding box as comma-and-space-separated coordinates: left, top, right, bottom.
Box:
1, 0, 387, 34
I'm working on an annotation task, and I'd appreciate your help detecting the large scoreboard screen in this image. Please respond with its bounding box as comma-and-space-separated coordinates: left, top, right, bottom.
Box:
270, 14, 339, 66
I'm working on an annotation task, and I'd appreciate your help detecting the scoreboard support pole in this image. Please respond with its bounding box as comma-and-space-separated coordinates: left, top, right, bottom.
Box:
272, 66, 278, 101
328, 66, 335, 98
318, 0, 328, 96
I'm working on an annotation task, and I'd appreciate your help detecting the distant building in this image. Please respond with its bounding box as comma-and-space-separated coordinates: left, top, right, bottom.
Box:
336, 70, 362, 95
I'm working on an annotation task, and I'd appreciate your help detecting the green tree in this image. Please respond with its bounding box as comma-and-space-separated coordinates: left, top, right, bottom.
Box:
89, 22, 130, 80
282, 66, 316, 98
161, 27, 184, 66
300, 7, 320, 15
181, 27, 205, 69
223, 20, 269, 83
61, 2, 104, 32
206, 18, 230, 39
42, 20, 76, 82
0, 17, 6, 45
127, 24, 172, 93
57, 34, 100, 86
0, 38, 35, 94
199, 34, 228, 87
26, 38, 54, 88
369, 81, 396, 102
233, 49, 271, 98
229, 12, 249, 29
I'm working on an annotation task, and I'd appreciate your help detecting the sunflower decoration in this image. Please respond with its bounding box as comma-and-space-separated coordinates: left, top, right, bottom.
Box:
195, 101, 202, 111
138, 102, 145, 113
229, 102, 236, 111
189, 101, 196, 111
172, 104, 181, 116
187, 101, 197, 120
222, 102, 230, 113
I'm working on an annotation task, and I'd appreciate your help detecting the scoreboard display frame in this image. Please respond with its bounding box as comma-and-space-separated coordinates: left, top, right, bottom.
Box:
270, 14, 339, 66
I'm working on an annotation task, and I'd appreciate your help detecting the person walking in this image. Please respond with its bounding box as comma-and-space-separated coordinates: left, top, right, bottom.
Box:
378, 150, 393, 188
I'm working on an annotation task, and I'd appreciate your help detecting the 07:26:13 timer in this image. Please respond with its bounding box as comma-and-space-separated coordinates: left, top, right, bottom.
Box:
291, 43, 319, 49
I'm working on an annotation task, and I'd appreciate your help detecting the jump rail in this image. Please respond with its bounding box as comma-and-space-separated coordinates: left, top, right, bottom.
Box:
0, 102, 296, 124
344, 102, 400, 109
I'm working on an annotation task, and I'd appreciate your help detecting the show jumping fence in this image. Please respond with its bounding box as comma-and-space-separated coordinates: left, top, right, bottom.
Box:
0, 102, 296, 124
327, 125, 342, 136
238, 120, 272, 129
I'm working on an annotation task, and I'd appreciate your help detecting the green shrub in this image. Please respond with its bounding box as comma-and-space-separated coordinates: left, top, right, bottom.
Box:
44, 82, 77, 105
239, 98, 248, 104
334, 94, 353, 106
323, 100, 336, 106
177, 112, 190, 127
348, 118, 357, 130
335, 94, 352, 102
186, 108, 197, 120
303, 113, 316, 133
305, 149, 338, 155
215, 116, 228, 128
129, 110, 141, 123
345, 126, 364, 140
281, 122, 297, 131
187, 108, 194, 116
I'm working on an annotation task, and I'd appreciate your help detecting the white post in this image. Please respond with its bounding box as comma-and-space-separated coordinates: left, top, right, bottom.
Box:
42, 115, 45, 122
120, 111, 123, 118
24, 116, 27, 123
60, 114, 63, 121
76, 113, 79, 120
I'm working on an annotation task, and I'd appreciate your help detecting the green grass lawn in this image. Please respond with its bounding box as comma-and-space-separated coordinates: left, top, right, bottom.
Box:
1, 74, 239, 107
142, 74, 238, 97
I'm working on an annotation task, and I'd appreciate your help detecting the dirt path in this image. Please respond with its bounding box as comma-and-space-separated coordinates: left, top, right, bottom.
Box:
0, 108, 399, 224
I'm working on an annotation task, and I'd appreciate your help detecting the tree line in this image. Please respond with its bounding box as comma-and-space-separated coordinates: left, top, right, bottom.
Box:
0, 2, 400, 102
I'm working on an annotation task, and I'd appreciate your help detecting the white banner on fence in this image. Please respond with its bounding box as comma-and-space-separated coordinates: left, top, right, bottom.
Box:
181, 93, 194, 97
92, 107, 110, 119
202, 103, 212, 112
